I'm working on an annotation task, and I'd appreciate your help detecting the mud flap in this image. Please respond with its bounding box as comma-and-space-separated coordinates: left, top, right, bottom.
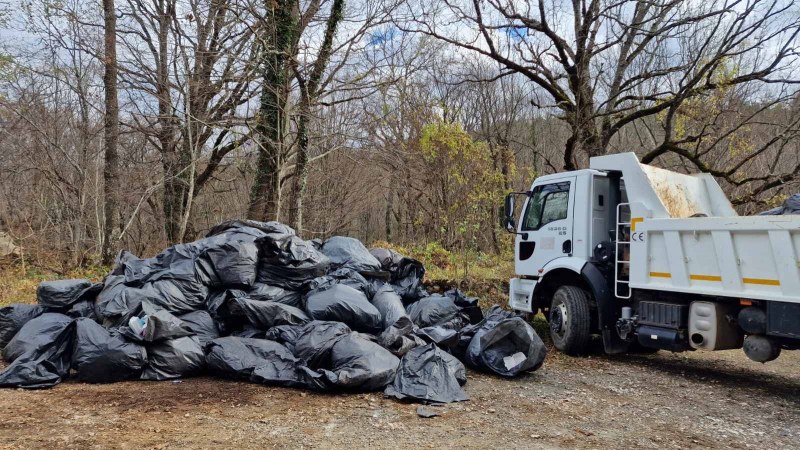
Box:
581, 264, 629, 354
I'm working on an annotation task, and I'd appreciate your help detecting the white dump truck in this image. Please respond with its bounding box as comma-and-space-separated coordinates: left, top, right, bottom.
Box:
502, 152, 800, 362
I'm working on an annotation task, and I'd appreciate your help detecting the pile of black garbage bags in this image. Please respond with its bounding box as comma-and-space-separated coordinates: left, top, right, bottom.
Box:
0, 220, 545, 403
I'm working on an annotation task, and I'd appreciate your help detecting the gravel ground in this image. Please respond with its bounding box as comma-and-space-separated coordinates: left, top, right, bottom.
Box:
1, 343, 798, 450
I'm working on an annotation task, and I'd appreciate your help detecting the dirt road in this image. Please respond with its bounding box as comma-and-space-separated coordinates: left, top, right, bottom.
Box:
1, 343, 798, 450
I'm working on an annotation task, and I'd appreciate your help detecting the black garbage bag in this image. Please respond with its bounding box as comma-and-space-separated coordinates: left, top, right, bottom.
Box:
219, 296, 310, 329
37, 279, 93, 311
141, 336, 204, 380
206, 288, 247, 320
406, 295, 466, 329
94, 275, 155, 328
247, 283, 302, 308
112, 238, 217, 285
0, 313, 75, 389
384, 343, 468, 403
71, 318, 147, 383
264, 325, 303, 352
306, 268, 376, 299
256, 235, 330, 289
207, 220, 294, 241
464, 306, 546, 377
293, 321, 351, 369
3, 313, 74, 362
145, 276, 209, 315
444, 289, 483, 324
304, 284, 382, 333
321, 236, 384, 276
178, 310, 220, 345
453, 305, 506, 360
232, 326, 263, 339
370, 248, 427, 301
377, 317, 424, 357
196, 240, 258, 288
66, 301, 96, 319
118, 304, 194, 343
0, 304, 44, 350
415, 326, 459, 348
759, 194, 800, 215
206, 337, 298, 384
371, 285, 408, 329
315, 333, 399, 391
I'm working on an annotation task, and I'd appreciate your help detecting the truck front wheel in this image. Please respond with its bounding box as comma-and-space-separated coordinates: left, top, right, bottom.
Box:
549, 286, 592, 355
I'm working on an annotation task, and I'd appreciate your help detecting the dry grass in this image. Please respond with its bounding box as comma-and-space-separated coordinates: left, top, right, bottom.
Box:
0, 263, 108, 307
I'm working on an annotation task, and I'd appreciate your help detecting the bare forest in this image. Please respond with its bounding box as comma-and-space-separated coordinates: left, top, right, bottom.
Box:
0, 0, 798, 270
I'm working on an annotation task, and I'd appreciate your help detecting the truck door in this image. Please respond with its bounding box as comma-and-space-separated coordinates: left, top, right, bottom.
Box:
516, 178, 576, 275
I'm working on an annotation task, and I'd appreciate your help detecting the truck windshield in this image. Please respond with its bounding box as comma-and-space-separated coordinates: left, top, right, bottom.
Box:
522, 181, 571, 230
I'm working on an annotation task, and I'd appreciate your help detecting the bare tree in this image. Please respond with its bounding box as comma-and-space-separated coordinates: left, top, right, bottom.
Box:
395, 0, 800, 197
101, 0, 120, 264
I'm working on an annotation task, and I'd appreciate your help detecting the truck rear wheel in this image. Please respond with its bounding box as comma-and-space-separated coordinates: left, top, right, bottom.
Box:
549, 285, 592, 355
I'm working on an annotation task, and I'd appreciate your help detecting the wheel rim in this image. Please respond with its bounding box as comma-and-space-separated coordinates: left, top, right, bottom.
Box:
550, 302, 569, 339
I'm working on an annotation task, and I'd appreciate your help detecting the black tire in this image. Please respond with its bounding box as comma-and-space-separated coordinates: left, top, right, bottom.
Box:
549, 285, 592, 355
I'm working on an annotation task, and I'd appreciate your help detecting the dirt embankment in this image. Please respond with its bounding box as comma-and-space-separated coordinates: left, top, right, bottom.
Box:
1, 345, 798, 450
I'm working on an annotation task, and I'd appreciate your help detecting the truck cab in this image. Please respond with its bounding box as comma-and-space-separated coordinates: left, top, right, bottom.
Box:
504, 153, 800, 362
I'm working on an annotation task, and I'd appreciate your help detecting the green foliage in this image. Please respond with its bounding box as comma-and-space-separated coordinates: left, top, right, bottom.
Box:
417, 121, 507, 258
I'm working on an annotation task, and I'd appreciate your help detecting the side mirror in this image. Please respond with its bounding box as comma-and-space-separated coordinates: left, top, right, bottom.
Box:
503, 194, 516, 232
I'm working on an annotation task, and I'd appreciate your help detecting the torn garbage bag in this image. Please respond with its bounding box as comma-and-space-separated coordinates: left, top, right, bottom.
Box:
206, 337, 299, 387
0, 304, 44, 350
37, 279, 93, 311
0, 313, 75, 389
71, 318, 147, 383
321, 236, 384, 276
464, 306, 546, 377
304, 284, 382, 333
178, 310, 220, 345
315, 333, 399, 391
370, 248, 427, 301
141, 336, 204, 380
444, 289, 483, 324
384, 343, 468, 403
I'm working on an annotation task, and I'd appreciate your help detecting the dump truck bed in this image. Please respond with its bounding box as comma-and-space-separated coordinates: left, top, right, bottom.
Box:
630, 215, 800, 303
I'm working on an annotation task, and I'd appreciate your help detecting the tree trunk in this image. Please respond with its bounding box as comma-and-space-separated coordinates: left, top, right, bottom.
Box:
288, 0, 345, 231
248, 0, 297, 221
157, 0, 186, 243
100, 0, 119, 264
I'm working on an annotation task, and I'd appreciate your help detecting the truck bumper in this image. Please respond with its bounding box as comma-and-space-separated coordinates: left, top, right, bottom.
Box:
509, 277, 537, 313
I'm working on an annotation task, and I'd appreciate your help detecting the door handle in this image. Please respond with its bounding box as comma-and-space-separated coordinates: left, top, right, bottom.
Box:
562, 240, 572, 254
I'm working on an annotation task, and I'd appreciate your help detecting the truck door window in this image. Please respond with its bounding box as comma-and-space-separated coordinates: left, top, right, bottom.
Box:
522, 181, 571, 230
